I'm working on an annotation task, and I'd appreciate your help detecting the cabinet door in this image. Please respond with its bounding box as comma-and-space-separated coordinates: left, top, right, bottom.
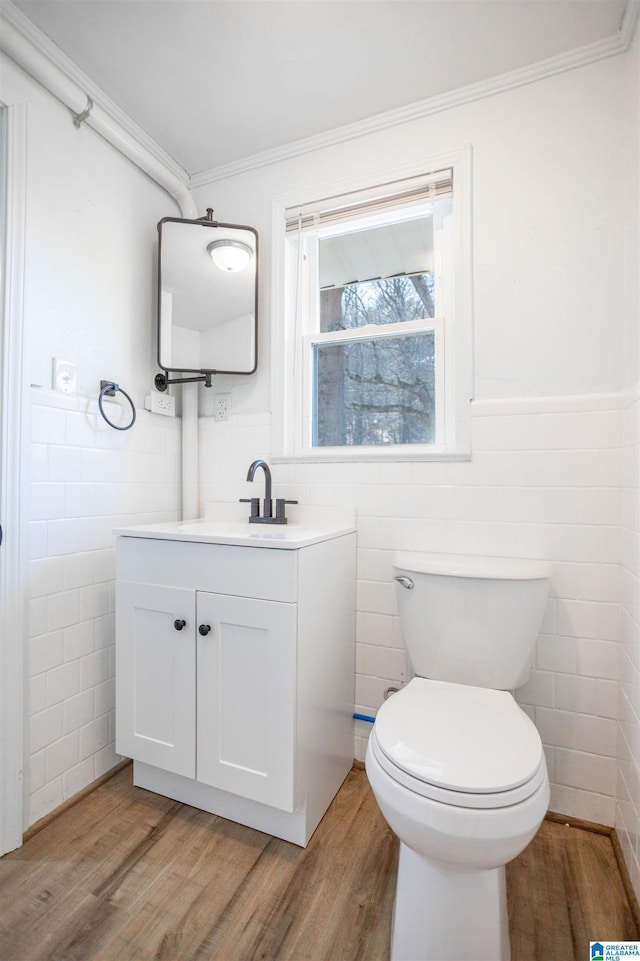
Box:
196, 592, 297, 811
115, 581, 196, 778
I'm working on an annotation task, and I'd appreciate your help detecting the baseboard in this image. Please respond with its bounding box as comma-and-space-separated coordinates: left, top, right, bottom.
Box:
610, 827, 640, 933
23, 759, 132, 843
545, 810, 613, 836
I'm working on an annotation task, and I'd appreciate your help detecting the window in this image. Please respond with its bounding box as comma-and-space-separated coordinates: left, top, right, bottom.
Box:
273, 151, 472, 461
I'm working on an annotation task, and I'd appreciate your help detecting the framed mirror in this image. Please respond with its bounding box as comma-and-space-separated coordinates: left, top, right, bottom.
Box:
156, 214, 258, 387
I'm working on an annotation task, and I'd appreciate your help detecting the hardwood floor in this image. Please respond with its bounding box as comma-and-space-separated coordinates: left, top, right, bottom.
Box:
507, 816, 638, 961
0, 765, 637, 961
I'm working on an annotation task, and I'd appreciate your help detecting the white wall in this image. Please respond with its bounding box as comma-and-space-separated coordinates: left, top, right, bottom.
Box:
195, 54, 627, 408
192, 44, 638, 868
14, 77, 167, 397
1, 54, 182, 827
616, 23, 640, 899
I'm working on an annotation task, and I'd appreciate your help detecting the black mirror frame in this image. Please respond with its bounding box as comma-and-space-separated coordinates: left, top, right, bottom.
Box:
155, 214, 258, 391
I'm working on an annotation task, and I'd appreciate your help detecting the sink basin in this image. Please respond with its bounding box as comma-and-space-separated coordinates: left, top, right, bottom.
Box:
113, 517, 355, 550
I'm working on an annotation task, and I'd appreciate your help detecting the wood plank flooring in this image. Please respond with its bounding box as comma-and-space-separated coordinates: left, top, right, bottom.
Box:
507, 816, 638, 961
0, 765, 637, 961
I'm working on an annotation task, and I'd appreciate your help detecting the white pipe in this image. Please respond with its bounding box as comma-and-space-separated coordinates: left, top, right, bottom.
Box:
1, 7, 202, 519
0, 16, 198, 219
181, 384, 199, 521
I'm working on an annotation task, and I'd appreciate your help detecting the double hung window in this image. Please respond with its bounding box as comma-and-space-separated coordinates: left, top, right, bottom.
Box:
274, 153, 472, 461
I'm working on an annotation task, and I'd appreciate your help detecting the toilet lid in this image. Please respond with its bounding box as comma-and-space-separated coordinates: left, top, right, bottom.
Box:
374, 678, 544, 796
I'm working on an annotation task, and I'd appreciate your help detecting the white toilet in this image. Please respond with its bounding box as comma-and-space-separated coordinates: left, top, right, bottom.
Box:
365, 551, 551, 961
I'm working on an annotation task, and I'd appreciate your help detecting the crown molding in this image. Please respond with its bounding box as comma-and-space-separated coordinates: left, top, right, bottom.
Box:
191, 1, 639, 188
621, 0, 640, 47
0, 0, 190, 187
2, 0, 637, 192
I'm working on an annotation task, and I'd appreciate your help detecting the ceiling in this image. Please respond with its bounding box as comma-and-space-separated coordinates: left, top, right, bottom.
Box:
11, 0, 630, 177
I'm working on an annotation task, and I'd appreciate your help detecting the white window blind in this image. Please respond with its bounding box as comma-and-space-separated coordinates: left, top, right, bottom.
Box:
285, 168, 453, 234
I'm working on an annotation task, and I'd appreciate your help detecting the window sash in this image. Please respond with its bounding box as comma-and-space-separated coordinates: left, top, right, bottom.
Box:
307, 316, 438, 347
302, 317, 444, 451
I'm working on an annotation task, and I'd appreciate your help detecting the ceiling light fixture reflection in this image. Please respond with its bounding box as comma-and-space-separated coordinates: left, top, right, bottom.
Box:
207, 239, 253, 272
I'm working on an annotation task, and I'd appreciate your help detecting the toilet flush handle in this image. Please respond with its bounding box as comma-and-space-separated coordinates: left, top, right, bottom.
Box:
393, 575, 414, 590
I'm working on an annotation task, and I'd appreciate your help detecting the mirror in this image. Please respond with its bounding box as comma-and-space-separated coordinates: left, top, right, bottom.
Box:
157, 215, 258, 383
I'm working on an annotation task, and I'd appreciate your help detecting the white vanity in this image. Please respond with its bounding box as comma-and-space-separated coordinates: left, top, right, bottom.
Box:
114, 511, 356, 846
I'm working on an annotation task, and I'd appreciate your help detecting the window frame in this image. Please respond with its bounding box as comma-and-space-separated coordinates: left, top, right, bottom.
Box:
271, 147, 473, 463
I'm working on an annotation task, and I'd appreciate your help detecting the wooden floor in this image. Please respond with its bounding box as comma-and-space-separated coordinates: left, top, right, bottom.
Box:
0, 765, 637, 961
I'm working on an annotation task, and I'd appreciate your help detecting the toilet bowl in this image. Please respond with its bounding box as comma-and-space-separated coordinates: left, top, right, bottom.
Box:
365, 552, 551, 961
366, 679, 550, 961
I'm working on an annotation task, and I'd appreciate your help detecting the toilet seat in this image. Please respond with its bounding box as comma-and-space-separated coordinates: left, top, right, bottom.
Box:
372, 678, 546, 809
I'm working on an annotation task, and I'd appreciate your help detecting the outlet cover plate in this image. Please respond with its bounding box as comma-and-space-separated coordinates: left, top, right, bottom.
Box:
145, 392, 176, 417
214, 393, 231, 421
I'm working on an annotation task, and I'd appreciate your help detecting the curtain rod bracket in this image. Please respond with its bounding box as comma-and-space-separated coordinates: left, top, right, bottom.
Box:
72, 95, 93, 128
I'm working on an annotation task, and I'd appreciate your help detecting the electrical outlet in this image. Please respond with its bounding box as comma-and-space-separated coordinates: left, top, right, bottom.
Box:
214, 393, 231, 421
144, 392, 176, 417
53, 358, 76, 394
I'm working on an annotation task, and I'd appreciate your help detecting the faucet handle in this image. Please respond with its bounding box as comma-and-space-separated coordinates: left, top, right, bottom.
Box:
239, 497, 260, 519
275, 498, 298, 521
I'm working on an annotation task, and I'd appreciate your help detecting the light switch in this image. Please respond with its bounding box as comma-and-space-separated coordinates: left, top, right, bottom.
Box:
53, 358, 77, 394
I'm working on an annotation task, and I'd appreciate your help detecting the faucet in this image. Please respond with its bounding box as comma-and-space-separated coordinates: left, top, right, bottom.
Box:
247, 459, 272, 518
240, 459, 297, 524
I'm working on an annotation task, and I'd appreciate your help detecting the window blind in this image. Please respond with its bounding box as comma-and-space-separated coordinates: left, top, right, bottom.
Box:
285, 168, 453, 234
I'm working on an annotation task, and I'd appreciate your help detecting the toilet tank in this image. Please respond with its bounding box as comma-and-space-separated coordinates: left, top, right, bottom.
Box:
393, 552, 551, 690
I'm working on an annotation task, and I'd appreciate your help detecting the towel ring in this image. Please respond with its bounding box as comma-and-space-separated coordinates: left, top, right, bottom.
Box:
98, 381, 136, 431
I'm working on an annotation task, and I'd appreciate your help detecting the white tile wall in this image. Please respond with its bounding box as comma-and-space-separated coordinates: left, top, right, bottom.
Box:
200, 390, 627, 830
26, 387, 181, 827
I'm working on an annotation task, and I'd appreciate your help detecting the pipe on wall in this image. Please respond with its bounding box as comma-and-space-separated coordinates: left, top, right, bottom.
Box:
181, 385, 199, 521
1, 8, 201, 521
0, 15, 198, 219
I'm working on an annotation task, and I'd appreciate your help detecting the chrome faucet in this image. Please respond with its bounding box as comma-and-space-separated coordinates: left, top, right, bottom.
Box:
240, 459, 297, 524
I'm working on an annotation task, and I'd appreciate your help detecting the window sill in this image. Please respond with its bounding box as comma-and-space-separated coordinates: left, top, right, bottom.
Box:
271, 447, 471, 465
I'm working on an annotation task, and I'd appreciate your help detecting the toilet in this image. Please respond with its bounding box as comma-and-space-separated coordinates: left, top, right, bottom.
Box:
365, 551, 551, 961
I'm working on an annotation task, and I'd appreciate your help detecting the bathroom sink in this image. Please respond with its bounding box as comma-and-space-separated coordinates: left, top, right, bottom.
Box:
113, 516, 355, 549
175, 520, 255, 534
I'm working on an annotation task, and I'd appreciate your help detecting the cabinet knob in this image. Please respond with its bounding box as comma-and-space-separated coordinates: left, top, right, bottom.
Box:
174, 619, 186, 631
198, 624, 211, 636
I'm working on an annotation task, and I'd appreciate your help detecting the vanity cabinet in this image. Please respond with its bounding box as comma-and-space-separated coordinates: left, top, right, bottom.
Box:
115, 526, 355, 846
117, 582, 297, 809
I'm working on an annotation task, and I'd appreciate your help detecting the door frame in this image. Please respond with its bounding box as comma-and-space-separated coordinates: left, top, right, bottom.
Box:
0, 96, 28, 854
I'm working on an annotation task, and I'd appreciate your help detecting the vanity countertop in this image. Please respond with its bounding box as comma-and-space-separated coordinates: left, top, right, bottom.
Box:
113, 516, 356, 550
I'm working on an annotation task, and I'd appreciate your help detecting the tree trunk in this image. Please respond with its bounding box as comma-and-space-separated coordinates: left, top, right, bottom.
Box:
317, 288, 346, 445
